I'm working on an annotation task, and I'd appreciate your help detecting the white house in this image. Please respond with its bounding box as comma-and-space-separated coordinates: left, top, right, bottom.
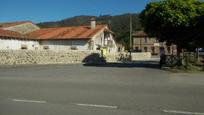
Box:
0, 19, 118, 53
0, 29, 39, 50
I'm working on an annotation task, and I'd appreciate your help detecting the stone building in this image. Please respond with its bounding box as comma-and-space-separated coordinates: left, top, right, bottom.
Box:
132, 31, 176, 55
0, 19, 117, 53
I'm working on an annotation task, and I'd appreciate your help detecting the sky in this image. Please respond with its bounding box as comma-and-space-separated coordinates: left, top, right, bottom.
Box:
0, 0, 152, 23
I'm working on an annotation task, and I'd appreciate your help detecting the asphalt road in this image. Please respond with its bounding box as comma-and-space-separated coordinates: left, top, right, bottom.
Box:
0, 63, 204, 115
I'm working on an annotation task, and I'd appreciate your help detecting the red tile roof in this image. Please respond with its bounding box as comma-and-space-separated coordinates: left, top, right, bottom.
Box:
0, 24, 110, 40
0, 29, 25, 39
0, 21, 32, 28
27, 25, 107, 40
132, 31, 148, 37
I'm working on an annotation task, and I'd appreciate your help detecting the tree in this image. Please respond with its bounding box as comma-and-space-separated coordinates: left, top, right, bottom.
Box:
194, 13, 204, 47
140, 0, 204, 54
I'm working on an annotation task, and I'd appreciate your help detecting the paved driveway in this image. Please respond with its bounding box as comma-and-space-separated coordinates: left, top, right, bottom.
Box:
0, 63, 204, 115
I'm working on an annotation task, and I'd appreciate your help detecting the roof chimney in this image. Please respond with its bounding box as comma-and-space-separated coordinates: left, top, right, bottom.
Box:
91, 18, 96, 29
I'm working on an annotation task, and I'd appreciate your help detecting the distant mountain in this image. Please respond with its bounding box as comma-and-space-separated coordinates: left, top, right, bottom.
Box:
37, 13, 142, 48
38, 15, 96, 28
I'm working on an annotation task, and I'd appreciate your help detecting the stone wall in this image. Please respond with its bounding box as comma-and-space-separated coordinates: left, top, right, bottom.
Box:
0, 50, 101, 65
107, 52, 152, 62
0, 50, 152, 65
131, 52, 152, 61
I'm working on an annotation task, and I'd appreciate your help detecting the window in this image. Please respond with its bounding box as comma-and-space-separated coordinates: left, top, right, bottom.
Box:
144, 47, 148, 52
144, 37, 148, 43
107, 40, 113, 47
96, 45, 101, 50
43, 46, 49, 50
167, 47, 171, 54
21, 45, 28, 50
151, 47, 155, 54
88, 40, 94, 50
71, 46, 78, 50
135, 47, 139, 52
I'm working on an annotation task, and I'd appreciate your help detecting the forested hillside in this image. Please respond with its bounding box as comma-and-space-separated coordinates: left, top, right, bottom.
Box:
37, 13, 142, 48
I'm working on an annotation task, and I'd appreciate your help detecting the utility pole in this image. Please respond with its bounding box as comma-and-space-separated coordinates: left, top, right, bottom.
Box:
129, 14, 133, 61
130, 14, 133, 51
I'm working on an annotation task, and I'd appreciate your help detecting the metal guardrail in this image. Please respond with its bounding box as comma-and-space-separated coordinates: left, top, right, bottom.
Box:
165, 55, 180, 66
164, 52, 198, 67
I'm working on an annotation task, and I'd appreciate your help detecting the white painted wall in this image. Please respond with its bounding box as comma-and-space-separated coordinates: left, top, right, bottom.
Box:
92, 32, 104, 50
0, 38, 39, 50
40, 40, 89, 51
91, 29, 117, 53
0, 26, 117, 52
107, 33, 117, 53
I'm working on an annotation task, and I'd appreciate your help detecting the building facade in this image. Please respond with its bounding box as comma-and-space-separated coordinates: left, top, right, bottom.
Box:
0, 20, 117, 53
132, 31, 177, 55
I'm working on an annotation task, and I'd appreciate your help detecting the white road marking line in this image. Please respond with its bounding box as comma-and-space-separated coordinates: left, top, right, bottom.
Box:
75, 103, 118, 109
163, 110, 204, 115
8, 98, 47, 104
